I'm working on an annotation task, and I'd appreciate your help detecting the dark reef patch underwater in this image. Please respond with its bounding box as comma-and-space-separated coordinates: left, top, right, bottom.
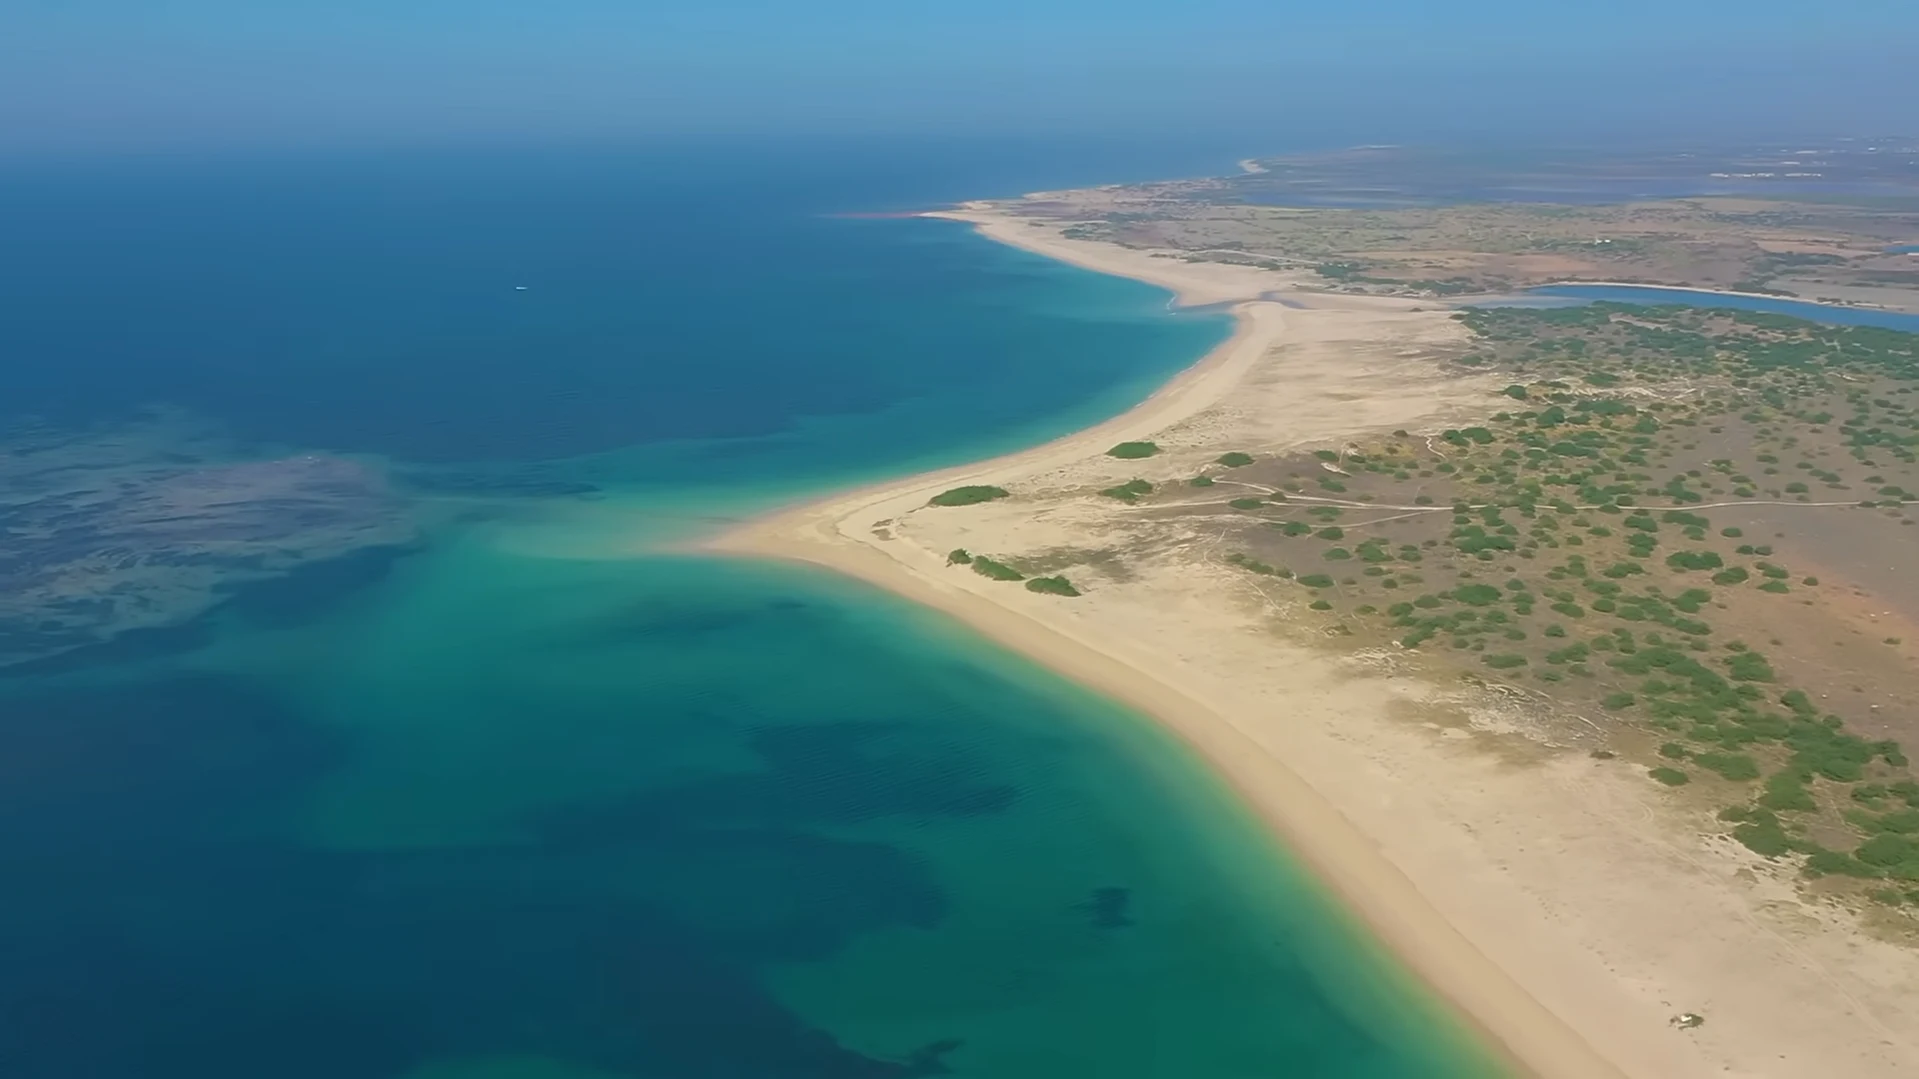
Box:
0, 142, 1496, 1077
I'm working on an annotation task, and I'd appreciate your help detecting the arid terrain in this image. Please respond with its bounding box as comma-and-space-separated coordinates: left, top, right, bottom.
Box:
1000, 144, 1919, 309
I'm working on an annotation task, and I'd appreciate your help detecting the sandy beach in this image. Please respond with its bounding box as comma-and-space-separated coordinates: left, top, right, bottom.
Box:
713, 204, 1919, 1078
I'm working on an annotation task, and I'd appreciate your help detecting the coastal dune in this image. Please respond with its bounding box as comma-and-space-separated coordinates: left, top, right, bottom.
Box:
714, 205, 1919, 1078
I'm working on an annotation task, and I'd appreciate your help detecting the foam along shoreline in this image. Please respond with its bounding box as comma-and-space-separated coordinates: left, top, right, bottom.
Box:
711, 208, 1627, 1078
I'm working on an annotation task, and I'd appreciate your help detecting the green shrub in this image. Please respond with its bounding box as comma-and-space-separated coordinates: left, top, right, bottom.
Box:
1101, 479, 1154, 502
1711, 566, 1750, 586
1734, 814, 1793, 856
1189, 475, 1215, 487
1026, 576, 1081, 597
1666, 550, 1724, 572
1454, 584, 1503, 606
1483, 654, 1528, 669
1298, 574, 1335, 588
1759, 771, 1816, 812
1856, 834, 1918, 869
1859, 809, 1919, 835
970, 557, 1025, 582
1229, 497, 1265, 510
929, 485, 1009, 507
1216, 451, 1255, 467
1694, 752, 1760, 781
1804, 848, 1875, 878
1649, 767, 1691, 786
1602, 692, 1635, 709
947, 548, 973, 565
1725, 652, 1775, 682
1107, 441, 1160, 459
1225, 553, 1282, 576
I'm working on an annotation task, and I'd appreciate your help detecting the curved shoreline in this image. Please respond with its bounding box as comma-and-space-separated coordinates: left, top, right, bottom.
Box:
710, 212, 1629, 1078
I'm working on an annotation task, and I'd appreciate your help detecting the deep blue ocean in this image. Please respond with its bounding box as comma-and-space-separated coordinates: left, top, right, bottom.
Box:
0, 141, 1497, 1078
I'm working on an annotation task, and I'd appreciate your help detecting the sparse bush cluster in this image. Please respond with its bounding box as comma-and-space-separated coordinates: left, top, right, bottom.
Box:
1196, 301, 1919, 904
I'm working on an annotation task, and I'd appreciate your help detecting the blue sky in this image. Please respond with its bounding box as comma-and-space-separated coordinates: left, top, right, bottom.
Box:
2, 0, 1913, 153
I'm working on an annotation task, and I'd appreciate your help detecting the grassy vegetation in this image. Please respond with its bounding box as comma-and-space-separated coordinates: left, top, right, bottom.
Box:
1225, 552, 1290, 577
970, 556, 1025, 582
929, 485, 1009, 507
1217, 451, 1256, 467
1193, 302, 1919, 907
1651, 767, 1692, 786
951, 551, 1084, 596
1101, 479, 1154, 503
1107, 441, 1161, 459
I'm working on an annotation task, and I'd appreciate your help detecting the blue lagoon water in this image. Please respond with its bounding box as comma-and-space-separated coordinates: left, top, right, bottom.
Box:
0, 144, 1498, 1078
1527, 284, 1919, 332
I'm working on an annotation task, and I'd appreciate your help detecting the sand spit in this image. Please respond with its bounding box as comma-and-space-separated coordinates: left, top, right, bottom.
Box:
713, 206, 1919, 1078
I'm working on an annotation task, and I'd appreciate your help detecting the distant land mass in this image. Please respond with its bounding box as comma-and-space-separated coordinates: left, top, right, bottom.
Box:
1009, 141, 1919, 313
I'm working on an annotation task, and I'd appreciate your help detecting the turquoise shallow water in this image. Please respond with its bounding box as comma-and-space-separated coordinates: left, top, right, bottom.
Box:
0, 144, 1500, 1077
